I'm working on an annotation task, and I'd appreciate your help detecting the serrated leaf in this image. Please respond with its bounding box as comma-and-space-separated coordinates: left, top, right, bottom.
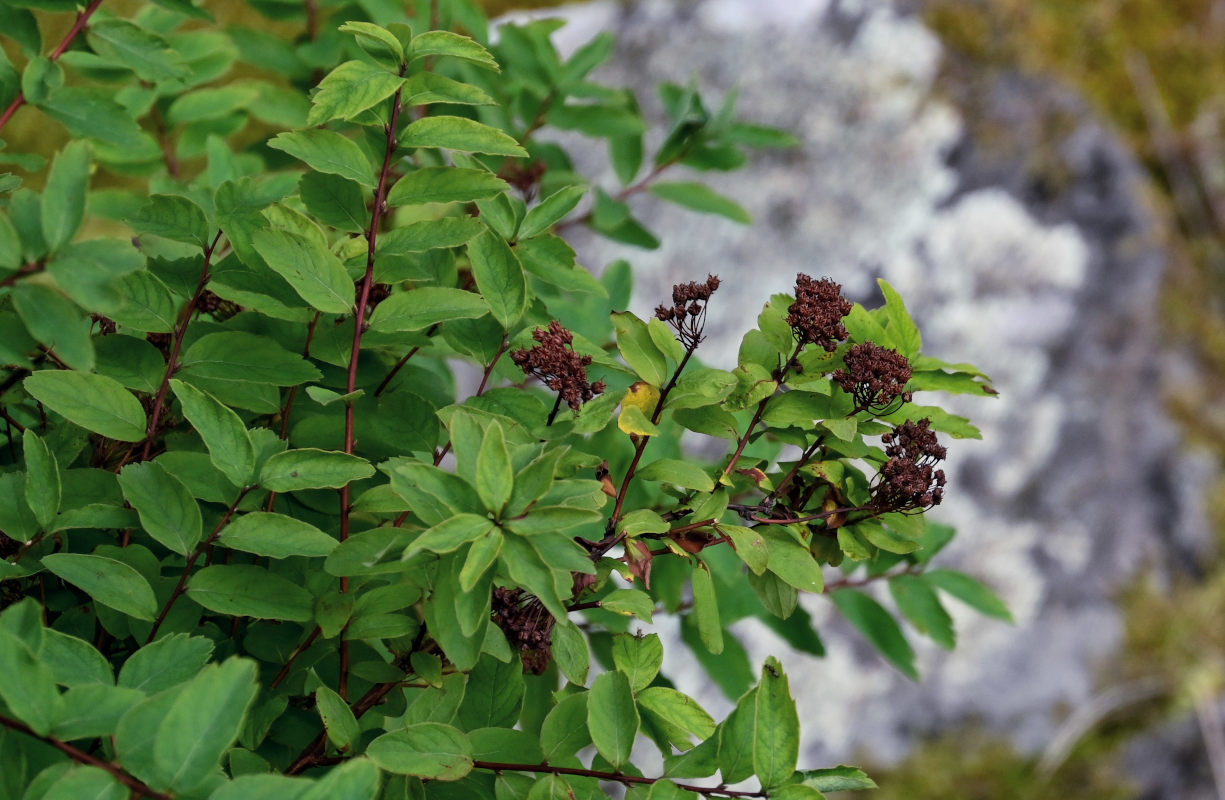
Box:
378, 217, 484, 254
387, 167, 509, 206
22, 428, 60, 529
468, 228, 527, 328
128, 194, 210, 247
117, 461, 202, 556
252, 228, 354, 314
40, 139, 89, 252
369, 287, 489, 332
299, 172, 368, 233
308, 60, 405, 125
400, 116, 527, 157
519, 185, 586, 239
169, 379, 254, 487
612, 632, 663, 693
268, 130, 375, 188
368, 723, 473, 780
409, 30, 498, 71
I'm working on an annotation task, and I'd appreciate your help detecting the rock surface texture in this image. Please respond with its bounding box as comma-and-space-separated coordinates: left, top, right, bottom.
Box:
524, 0, 1215, 777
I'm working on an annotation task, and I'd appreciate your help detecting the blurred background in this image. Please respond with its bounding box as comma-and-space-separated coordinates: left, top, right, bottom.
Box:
10, 0, 1225, 796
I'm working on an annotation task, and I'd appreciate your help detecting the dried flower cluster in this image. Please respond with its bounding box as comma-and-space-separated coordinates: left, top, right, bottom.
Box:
872, 418, 947, 512
511, 321, 606, 412
492, 587, 555, 674
787, 274, 852, 351
655, 274, 721, 349
833, 342, 913, 413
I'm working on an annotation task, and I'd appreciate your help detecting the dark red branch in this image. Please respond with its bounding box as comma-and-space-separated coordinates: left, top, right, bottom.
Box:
0, 0, 107, 134
472, 761, 768, 797
0, 713, 172, 800
140, 231, 225, 463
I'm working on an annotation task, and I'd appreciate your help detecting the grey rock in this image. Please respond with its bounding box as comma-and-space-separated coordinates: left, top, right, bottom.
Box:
514, 0, 1216, 777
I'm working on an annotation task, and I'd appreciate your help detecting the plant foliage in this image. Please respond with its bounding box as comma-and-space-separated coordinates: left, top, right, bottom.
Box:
0, 1, 1005, 798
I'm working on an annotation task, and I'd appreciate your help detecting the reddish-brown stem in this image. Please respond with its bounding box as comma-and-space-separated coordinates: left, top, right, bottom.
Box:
751, 506, 867, 525
556, 158, 679, 234
608, 346, 697, 534
140, 231, 224, 463
0, 713, 172, 799
270, 626, 321, 690
770, 435, 826, 501
430, 339, 508, 466
0, 263, 44, 288
0, 0, 107, 135
146, 486, 251, 643
471, 761, 768, 797
336, 66, 408, 700
720, 341, 803, 482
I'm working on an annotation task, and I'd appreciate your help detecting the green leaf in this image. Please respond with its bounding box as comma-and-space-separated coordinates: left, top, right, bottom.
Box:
600, 588, 655, 622
718, 688, 757, 784
86, 19, 188, 82
877, 278, 922, 358
308, 60, 404, 125
475, 421, 513, 512
635, 459, 713, 492
747, 570, 797, 620
153, 658, 259, 792
551, 620, 589, 685
22, 428, 60, 529
268, 130, 375, 188
40, 139, 89, 252
186, 564, 315, 621
252, 228, 354, 314
339, 21, 405, 64
260, 449, 375, 491
754, 657, 799, 789
169, 379, 255, 487
118, 461, 202, 556
409, 30, 498, 70
217, 512, 338, 559
457, 653, 525, 730
649, 182, 750, 224
12, 283, 93, 371
386, 167, 509, 206
128, 194, 210, 248
300, 758, 380, 800
519, 185, 586, 239
718, 524, 768, 575
317, 685, 360, 752
41, 553, 157, 621
612, 632, 663, 693
403, 513, 494, 560
39, 628, 112, 687
39, 87, 155, 152
119, 634, 214, 694
588, 670, 639, 769
22, 57, 62, 106
460, 529, 503, 592
400, 116, 528, 158
299, 172, 368, 233
690, 562, 723, 654
180, 331, 321, 386
30, 765, 128, 800
378, 217, 485, 255
367, 723, 474, 780
0, 622, 59, 735
830, 589, 917, 679
925, 569, 1014, 622
541, 692, 590, 761
637, 686, 716, 744
612, 311, 667, 386
761, 530, 824, 594
888, 574, 955, 649
800, 765, 878, 792
468, 228, 527, 328
369, 287, 489, 332
402, 72, 495, 106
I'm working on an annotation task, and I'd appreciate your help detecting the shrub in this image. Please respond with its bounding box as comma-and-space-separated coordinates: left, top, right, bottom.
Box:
0, 2, 1004, 798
